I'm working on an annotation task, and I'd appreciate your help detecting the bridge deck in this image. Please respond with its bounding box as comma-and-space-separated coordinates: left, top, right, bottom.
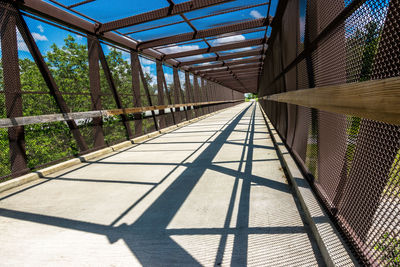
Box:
0, 103, 323, 266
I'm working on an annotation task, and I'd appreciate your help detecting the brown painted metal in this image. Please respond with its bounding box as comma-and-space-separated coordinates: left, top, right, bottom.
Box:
124, 2, 269, 36
179, 50, 263, 66
138, 18, 269, 50
172, 67, 187, 123
87, 36, 106, 149
97, 39, 133, 139
99, 0, 232, 33
130, 51, 143, 136
156, 60, 167, 128
185, 72, 193, 119
137, 57, 159, 130
164, 38, 264, 60
16, 7, 89, 152
1, 5, 29, 176
160, 63, 176, 125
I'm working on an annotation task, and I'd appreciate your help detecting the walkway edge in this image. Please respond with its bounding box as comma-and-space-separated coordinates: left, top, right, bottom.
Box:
0, 105, 238, 194
258, 103, 359, 267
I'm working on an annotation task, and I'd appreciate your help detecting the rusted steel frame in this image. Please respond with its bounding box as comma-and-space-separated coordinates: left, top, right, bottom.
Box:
87, 36, 106, 149
190, 57, 261, 71
137, 58, 159, 130
99, 0, 232, 33
138, 18, 269, 50
185, 72, 193, 119
267, 0, 367, 87
124, 2, 269, 36
192, 76, 202, 116
97, 40, 133, 139
173, 67, 187, 121
160, 63, 176, 125
16, 0, 179, 67
199, 65, 261, 74
179, 49, 262, 66
15, 8, 89, 152
202, 79, 211, 114
164, 38, 264, 60
130, 51, 143, 136
156, 60, 167, 128
1, 5, 29, 176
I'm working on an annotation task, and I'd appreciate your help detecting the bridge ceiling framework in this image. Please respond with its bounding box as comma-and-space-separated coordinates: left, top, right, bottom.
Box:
14, 0, 276, 93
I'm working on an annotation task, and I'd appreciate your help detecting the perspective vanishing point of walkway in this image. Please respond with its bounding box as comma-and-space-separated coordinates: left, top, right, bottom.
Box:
0, 103, 323, 266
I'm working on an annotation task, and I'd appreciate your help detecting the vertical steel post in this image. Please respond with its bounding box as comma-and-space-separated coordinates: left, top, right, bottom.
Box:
130, 51, 143, 136
156, 60, 166, 129
87, 36, 105, 148
173, 67, 186, 122
1, 6, 28, 176
184, 71, 193, 119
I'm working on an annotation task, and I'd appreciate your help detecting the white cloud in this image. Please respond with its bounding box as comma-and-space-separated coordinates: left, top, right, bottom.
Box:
165, 73, 173, 84
140, 57, 154, 65
37, 24, 44, 33
32, 32, 48, 41
250, 10, 263, 19
158, 44, 200, 54
16, 29, 29, 52
211, 34, 245, 46
75, 34, 83, 40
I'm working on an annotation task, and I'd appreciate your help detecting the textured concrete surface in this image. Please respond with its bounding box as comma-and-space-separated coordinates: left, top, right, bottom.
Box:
0, 103, 323, 266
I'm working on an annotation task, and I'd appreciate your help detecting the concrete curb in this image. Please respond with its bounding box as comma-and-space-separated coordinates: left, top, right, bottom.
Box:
0, 105, 236, 194
258, 104, 359, 267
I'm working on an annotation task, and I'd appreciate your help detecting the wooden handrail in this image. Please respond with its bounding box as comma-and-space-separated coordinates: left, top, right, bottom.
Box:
260, 77, 400, 125
0, 100, 243, 128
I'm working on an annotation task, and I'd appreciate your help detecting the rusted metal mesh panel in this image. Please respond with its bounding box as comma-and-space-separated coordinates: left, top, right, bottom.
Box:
258, 0, 400, 265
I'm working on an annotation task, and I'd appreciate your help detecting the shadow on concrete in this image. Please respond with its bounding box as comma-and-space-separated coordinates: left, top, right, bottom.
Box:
0, 103, 323, 266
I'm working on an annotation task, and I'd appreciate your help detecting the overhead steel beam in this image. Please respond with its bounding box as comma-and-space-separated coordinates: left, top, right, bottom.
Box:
138, 18, 270, 50
99, 0, 232, 33
199, 65, 261, 74
163, 38, 264, 59
179, 49, 262, 66
16, 0, 179, 66
190, 57, 261, 71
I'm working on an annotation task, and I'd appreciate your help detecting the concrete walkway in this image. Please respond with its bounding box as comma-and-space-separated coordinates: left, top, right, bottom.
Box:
0, 103, 323, 266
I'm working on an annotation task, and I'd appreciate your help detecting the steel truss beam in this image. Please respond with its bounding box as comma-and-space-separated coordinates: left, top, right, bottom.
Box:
179, 49, 262, 66
190, 57, 261, 71
99, 0, 232, 33
138, 18, 270, 50
163, 38, 264, 59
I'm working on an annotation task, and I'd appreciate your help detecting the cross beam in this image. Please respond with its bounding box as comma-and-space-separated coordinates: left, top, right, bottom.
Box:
163, 38, 264, 59
179, 49, 262, 66
98, 0, 233, 33
138, 18, 270, 50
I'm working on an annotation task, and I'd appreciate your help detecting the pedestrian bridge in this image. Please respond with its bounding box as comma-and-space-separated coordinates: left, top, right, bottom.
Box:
1, 0, 400, 266
0, 103, 326, 266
